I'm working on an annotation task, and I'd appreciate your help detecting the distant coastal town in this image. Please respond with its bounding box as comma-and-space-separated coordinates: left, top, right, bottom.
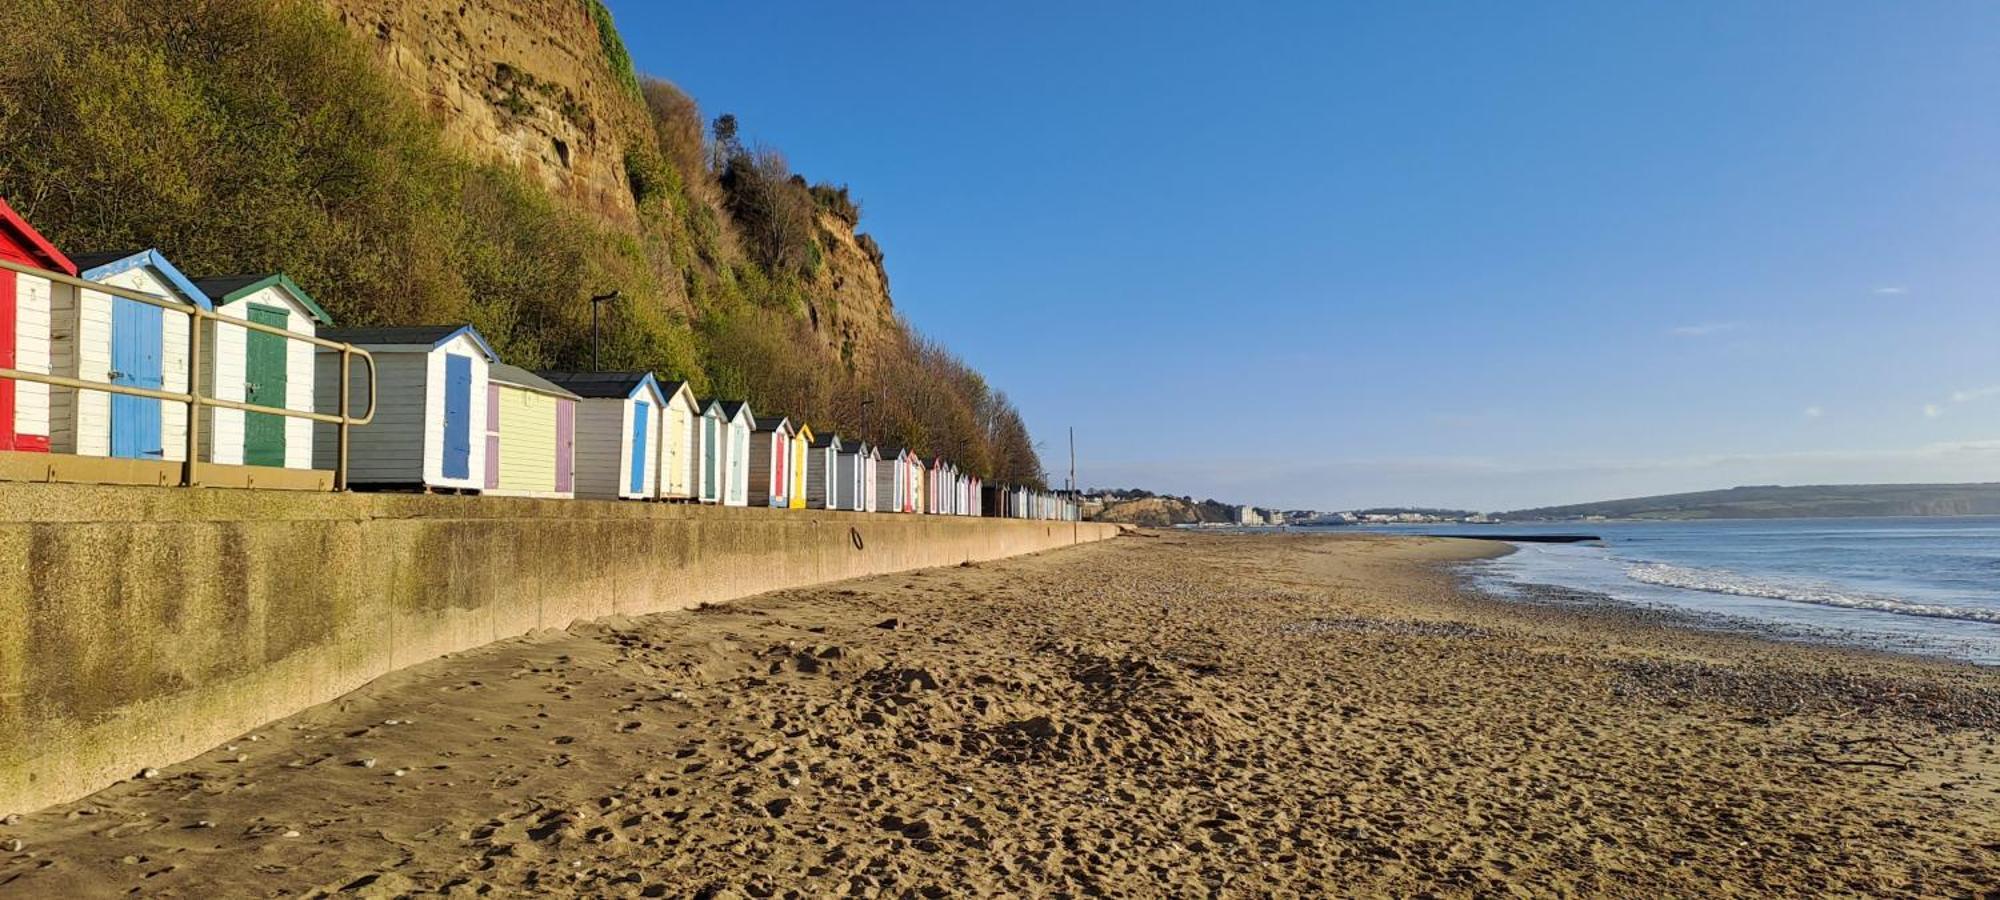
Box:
1075, 489, 1494, 527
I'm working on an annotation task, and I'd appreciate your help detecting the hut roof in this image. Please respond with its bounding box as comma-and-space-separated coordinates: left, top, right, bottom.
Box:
320, 325, 496, 359
489, 364, 579, 399
0, 198, 76, 276
74, 249, 213, 310
193, 273, 332, 324
537, 371, 660, 400
753, 415, 792, 433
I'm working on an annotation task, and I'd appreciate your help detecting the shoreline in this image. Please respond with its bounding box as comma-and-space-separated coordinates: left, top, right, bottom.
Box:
1, 531, 1994, 895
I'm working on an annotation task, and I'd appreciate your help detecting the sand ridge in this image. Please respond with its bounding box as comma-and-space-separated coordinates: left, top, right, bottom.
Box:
0, 532, 1995, 897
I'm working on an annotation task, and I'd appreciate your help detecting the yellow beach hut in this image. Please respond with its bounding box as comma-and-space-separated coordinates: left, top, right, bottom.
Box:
482, 363, 577, 499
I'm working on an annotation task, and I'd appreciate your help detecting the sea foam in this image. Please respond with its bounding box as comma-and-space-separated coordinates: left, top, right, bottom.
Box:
1625, 562, 2000, 625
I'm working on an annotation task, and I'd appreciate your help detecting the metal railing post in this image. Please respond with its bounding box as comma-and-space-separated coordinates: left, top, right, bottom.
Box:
338, 349, 352, 491
185, 314, 202, 486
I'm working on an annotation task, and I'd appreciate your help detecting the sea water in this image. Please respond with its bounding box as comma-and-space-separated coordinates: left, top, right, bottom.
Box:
1349, 517, 2000, 665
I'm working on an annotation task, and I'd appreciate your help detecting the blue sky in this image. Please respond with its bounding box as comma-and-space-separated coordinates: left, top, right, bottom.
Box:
607, 1, 2000, 510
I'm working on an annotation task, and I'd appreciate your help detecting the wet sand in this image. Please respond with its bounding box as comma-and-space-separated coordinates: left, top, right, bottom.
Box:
2, 532, 1996, 897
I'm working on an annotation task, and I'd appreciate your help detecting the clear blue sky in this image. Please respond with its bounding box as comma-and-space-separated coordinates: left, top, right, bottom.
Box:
607, 1, 2000, 511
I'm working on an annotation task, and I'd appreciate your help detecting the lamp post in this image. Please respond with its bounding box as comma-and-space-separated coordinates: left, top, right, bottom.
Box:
590, 290, 621, 371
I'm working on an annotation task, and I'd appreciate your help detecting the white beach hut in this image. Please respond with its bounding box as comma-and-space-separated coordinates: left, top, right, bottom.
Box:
62, 250, 213, 463
858, 443, 880, 512
537, 371, 666, 501
714, 399, 754, 507
748, 415, 793, 508
696, 398, 725, 504
875, 446, 911, 514
655, 378, 699, 501
313, 325, 494, 491
483, 363, 578, 499
191, 274, 331, 470
0, 198, 72, 455
807, 431, 841, 510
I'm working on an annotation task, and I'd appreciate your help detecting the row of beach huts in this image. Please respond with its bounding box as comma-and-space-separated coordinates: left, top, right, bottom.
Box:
0, 198, 1080, 520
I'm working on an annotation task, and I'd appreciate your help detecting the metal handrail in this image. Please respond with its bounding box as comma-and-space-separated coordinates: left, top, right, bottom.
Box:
0, 257, 378, 489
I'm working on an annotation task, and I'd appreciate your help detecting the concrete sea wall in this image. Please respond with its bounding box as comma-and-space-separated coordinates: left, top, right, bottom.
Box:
0, 483, 1116, 814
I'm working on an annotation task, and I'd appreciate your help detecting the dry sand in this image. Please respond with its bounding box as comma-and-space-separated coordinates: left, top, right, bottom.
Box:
2, 532, 1997, 898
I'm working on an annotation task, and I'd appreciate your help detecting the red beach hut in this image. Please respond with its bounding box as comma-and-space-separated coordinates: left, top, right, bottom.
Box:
0, 198, 76, 452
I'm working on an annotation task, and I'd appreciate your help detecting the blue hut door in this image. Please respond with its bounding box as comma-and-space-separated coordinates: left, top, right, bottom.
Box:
109, 298, 164, 459
441, 353, 472, 480
629, 401, 649, 495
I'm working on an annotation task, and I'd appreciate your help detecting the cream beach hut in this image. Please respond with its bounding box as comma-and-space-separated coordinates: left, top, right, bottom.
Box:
482, 364, 577, 499
714, 399, 754, 506
654, 379, 699, 501
537, 371, 666, 501
191, 274, 331, 469
873, 445, 906, 514
313, 325, 493, 491
806, 431, 841, 509
788, 423, 811, 510
748, 415, 793, 508
0, 199, 73, 454
65, 250, 213, 462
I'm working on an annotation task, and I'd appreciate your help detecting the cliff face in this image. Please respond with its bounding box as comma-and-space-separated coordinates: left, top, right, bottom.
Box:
318, 0, 898, 367
322, 0, 640, 227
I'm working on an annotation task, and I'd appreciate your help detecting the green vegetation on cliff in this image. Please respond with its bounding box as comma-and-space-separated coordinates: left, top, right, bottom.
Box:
0, 0, 1043, 485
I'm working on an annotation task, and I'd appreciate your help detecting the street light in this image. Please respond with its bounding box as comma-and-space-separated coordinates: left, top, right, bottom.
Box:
589, 290, 621, 371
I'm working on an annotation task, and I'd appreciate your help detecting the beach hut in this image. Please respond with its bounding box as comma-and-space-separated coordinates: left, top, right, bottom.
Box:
64, 250, 213, 462
190, 274, 331, 469
482, 364, 577, 499
697, 398, 725, 504
807, 431, 841, 509
908, 454, 926, 515
874, 446, 906, 513
856, 443, 880, 512
714, 400, 754, 506
927, 458, 951, 515
537, 372, 667, 501
749, 415, 793, 508
788, 423, 811, 510
655, 379, 699, 501
313, 325, 493, 491
0, 198, 73, 454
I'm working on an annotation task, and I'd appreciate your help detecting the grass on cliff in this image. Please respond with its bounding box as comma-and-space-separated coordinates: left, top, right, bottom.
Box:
0, 0, 1045, 485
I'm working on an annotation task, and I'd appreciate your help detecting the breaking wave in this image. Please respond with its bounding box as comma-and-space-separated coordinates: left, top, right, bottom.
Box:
1625, 563, 2000, 625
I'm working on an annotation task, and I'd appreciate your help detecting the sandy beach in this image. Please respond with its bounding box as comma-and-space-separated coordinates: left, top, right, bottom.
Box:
2, 531, 1996, 897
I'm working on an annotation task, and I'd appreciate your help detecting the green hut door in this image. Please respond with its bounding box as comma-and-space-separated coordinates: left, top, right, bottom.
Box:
243, 305, 289, 467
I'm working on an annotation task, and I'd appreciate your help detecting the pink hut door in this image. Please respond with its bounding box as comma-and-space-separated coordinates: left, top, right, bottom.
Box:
555, 399, 575, 493
484, 383, 501, 490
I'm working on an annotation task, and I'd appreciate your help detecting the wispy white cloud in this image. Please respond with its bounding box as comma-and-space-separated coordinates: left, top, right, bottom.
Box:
1668, 321, 1742, 337
1874, 286, 1908, 296
1802, 406, 1823, 419
1950, 385, 2000, 404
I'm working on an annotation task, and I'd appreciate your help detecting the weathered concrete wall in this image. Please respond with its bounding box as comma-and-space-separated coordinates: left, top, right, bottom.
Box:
0, 483, 1115, 814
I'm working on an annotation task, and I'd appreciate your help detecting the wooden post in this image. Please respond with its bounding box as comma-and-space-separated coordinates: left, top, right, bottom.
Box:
337, 349, 352, 491
184, 312, 203, 487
